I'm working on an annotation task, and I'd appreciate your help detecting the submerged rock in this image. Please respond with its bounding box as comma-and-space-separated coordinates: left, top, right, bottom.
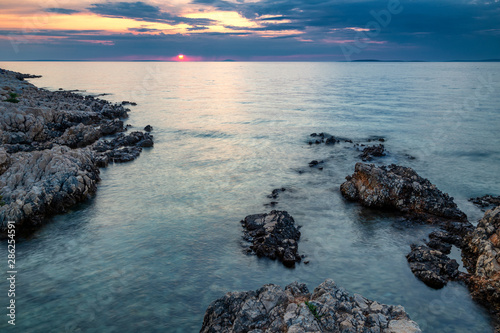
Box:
340, 163, 468, 223
241, 210, 301, 267
406, 245, 459, 289
462, 206, 500, 325
267, 188, 286, 199
469, 195, 500, 211
359, 144, 386, 161
200, 279, 421, 333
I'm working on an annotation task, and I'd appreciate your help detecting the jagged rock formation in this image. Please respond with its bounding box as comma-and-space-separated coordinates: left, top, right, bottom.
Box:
469, 195, 500, 211
340, 163, 467, 223
0, 68, 153, 234
241, 211, 301, 267
359, 144, 386, 161
200, 279, 421, 333
340, 163, 473, 290
462, 206, 500, 329
406, 245, 459, 289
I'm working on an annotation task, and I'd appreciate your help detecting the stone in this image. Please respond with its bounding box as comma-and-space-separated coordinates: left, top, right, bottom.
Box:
406, 245, 459, 289
200, 279, 421, 333
359, 144, 386, 161
462, 206, 500, 329
241, 211, 301, 267
0, 68, 154, 235
469, 195, 500, 211
340, 163, 468, 223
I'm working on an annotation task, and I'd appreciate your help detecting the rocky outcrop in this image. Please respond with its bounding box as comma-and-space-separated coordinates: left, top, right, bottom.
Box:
0, 68, 153, 234
340, 163, 472, 290
340, 163, 467, 223
406, 245, 459, 289
200, 279, 421, 333
93, 131, 154, 166
0, 146, 99, 231
359, 144, 386, 161
241, 211, 301, 267
462, 206, 500, 326
469, 195, 500, 211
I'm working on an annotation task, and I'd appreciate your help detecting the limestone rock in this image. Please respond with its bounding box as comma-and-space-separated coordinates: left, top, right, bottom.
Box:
200, 279, 421, 333
462, 206, 500, 326
341, 163, 467, 223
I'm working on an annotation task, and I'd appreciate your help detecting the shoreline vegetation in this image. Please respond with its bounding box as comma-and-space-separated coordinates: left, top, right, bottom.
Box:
0, 68, 153, 236
0, 68, 498, 332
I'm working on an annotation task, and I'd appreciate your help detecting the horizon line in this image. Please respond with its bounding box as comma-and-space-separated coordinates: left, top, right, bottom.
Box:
1, 59, 500, 63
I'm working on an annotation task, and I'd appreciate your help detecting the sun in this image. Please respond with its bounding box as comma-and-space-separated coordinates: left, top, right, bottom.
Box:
178, 54, 184, 60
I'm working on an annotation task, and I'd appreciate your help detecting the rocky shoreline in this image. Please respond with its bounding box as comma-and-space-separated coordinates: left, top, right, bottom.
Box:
201, 132, 500, 332
0, 68, 153, 235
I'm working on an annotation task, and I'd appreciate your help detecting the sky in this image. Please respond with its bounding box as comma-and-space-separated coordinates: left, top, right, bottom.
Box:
0, 0, 499, 61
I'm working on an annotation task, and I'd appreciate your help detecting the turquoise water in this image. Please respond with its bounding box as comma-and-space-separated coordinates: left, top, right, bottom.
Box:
1, 62, 499, 332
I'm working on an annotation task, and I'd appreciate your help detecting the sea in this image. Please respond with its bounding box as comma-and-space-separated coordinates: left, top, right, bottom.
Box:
1, 61, 499, 332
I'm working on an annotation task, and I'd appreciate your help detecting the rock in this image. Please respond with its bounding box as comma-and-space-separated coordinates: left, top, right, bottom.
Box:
426, 239, 452, 254
425, 229, 465, 255
100, 119, 124, 135
241, 211, 301, 267
144, 125, 153, 132
469, 195, 500, 211
359, 144, 386, 161
0, 68, 154, 235
105, 147, 142, 163
462, 206, 500, 326
406, 245, 459, 289
0, 146, 100, 233
57, 123, 102, 148
0, 147, 10, 175
428, 230, 463, 247
200, 279, 421, 333
308, 160, 324, 168
308, 133, 341, 146
340, 163, 468, 223
325, 136, 338, 145
267, 188, 286, 199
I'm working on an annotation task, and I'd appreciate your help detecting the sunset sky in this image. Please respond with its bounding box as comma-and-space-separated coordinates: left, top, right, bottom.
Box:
0, 0, 499, 61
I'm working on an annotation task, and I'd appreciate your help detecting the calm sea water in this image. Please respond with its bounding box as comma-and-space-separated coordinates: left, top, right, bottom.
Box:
1, 62, 499, 332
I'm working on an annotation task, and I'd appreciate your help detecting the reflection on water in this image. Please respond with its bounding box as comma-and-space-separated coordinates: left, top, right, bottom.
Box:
1, 62, 499, 332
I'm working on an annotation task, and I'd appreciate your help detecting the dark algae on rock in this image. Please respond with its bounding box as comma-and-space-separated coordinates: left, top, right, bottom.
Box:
0, 68, 153, 235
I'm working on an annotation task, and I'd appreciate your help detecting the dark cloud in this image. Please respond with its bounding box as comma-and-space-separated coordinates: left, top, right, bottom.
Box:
44, 8, 80, 15
187, 26, 210, 31
0, 0, 499, 60
88, 1, 214, 26
128, 27, 162, 33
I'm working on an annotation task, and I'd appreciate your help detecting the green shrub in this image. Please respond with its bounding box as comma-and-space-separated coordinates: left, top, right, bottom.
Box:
305, 301, 322, 320
5, 93, 19, 103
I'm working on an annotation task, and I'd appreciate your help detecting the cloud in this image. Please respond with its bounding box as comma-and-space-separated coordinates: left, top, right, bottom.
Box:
88, 1, 213, 26
128, 27, 162, 33
44, 8, 81, 15
1, 0, 499, 60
